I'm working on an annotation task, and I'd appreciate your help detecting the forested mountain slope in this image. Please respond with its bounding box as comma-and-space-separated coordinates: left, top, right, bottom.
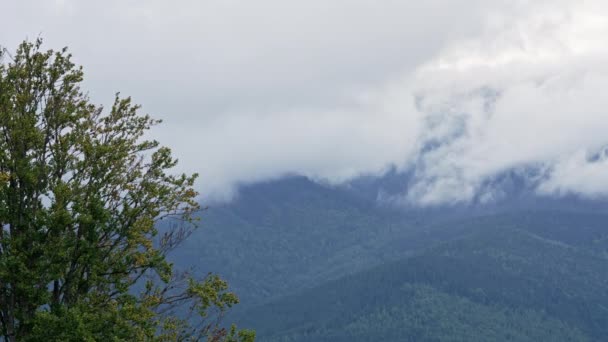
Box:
167, 175, 608, 340
171, 177, 606, 296
172, 176, 416, 305
235, 219, 608, 341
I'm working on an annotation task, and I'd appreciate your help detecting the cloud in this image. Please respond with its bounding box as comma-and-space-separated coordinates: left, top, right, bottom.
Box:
538, 149, 608, 198
2, 0, 608, 204
401, 0, 608, 204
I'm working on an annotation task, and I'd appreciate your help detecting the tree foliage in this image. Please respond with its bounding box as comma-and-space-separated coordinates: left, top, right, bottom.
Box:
0, 39, 254, 341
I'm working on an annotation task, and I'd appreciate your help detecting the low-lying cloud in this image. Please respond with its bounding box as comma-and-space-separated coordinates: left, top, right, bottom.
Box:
405, 0, 608, 204
2, 0, 608, 204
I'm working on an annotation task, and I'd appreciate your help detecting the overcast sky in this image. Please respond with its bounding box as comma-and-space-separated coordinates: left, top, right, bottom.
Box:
2, 0, 608, 204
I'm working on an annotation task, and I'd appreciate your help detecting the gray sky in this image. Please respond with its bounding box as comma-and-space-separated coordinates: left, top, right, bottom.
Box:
2, 0, 608, 204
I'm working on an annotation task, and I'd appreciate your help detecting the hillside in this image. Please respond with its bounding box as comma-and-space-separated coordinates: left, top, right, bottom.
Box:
233, 215, 608, 341
170, 175, 608, 306
166, 176, 608, 340
171, 176, 418, 305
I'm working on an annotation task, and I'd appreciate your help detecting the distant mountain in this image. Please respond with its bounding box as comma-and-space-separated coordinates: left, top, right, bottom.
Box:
167, 174, 608, 340
171, 176, 417, 306
235, 213, 608, 341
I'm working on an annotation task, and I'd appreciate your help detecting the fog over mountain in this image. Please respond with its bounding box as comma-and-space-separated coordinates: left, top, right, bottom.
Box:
3, 0, 608, 204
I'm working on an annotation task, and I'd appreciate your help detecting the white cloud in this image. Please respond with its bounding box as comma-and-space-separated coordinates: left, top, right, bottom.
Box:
2, 0, 608, 203
538, 149, 608, 197
402, 0, 608, 204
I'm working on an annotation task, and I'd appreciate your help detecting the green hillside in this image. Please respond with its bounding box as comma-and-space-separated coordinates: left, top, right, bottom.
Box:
262, 284, 588, 342
234, 220, 608, 341
173, 177, 417, 305
167, 177, 608, 340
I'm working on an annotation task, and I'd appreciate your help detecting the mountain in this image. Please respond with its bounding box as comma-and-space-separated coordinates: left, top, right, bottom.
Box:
166, 174, 608, 340
234, 213, 608, 341
171, 176, 417, 306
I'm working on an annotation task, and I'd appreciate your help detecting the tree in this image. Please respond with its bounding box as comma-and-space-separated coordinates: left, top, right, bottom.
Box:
0, 39, 254, 341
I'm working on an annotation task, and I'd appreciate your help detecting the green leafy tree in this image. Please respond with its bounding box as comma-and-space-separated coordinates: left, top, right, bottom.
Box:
0, 39, 254, 341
